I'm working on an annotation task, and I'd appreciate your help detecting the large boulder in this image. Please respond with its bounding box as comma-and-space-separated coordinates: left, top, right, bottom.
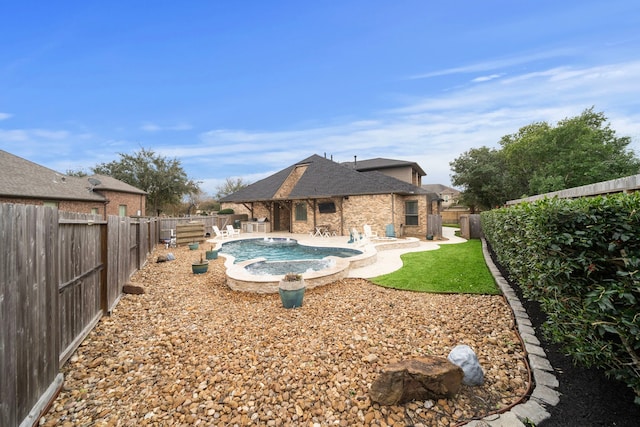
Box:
447, 345, 484, 386
369, 356, 464, 405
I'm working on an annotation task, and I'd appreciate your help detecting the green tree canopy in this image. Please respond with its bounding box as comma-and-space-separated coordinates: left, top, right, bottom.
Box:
450, 147, 511, 211
450, 108, 640, 209
93, 148, 200, 215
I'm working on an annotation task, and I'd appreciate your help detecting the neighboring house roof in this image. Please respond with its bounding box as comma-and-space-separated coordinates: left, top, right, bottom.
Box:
422, 184, 460, 195
220, 154, 428, 203
0, 149, 145, 201
342, 157, 427, 177
89, 174, 147, 195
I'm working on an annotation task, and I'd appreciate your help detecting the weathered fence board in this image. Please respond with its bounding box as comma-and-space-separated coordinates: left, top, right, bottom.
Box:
58, 212, 104, 366
460, 214, 483, 239
1, 204, 160, 427
1, 204, 60, 427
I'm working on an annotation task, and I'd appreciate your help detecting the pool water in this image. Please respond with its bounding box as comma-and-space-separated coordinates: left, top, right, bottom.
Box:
245, 259, 335, 276
220, 238, 362, 263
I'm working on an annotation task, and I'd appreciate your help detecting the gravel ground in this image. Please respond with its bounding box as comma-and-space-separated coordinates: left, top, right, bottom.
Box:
41, 244, 529, 427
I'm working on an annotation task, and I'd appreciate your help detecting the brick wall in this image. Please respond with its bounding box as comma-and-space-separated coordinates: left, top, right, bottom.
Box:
100, 190, 146, 216
1, 191, 146, 218
223, 193, 430, 238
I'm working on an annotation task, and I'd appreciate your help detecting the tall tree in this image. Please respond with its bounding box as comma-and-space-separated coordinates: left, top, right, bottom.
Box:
501, 108, 640, 195
450, 147, 511, 211
93, 148, 200, 215
451, 108, 640, 208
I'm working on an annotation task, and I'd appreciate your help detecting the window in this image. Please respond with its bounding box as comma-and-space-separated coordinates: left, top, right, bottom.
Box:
318, 202, 336, 213
119, 205, 127, 217
295, 202, 307, 221
405, 200, 419, 226
43, 201, 58, 208
91, 208, 99, 215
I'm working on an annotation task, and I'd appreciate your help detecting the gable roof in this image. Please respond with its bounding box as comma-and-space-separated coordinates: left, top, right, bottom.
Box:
422, 184, 460, 195
220, 154, 427, 203
0, 150, 145, 202
89, 174, 147, 195
342, 157, 426, 177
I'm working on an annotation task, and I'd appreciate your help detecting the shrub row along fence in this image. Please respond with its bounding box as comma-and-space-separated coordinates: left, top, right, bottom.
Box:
0, 203, 160, 427
481, 193, 640, 403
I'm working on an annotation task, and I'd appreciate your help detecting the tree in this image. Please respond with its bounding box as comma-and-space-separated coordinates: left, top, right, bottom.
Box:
501, 108, 640, 195
215, 177, 249, 199
450, 147, 511, 211
451, 108, 640, 208
92, 148, 200, 215
65, 168, 89, 177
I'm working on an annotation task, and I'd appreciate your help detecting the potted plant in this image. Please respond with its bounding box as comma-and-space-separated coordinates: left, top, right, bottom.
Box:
205, 245, 218, 260
191, 253, 209, 274
278, 272, 305, 308
188, 242, 199, 250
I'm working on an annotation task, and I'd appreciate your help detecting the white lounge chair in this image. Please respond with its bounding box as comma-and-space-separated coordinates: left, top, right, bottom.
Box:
212, 225, 228, 239
363, 224, 378, 239
226, 224, 241, 237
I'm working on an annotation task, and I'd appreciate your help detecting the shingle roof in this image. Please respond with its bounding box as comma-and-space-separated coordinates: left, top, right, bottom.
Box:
220, 154, 427, 203
90, 174, 147, 195
0, 150, 145, 201
342, 157, 426, 176
422, 184, 459, 194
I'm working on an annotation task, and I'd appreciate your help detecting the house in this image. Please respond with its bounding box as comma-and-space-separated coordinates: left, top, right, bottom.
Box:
0, 149, 147, 218
422, 183, 471, 224
342, 156, 426, 187
219, 154, 440, 238
422, 184, 461, 208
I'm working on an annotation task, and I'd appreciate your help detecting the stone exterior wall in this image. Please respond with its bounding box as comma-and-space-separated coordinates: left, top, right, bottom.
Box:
275, 165, 307, 199
223, 193, 431, 238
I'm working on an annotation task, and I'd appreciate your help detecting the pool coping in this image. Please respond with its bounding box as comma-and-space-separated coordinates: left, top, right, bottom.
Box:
211, 234, 422, 293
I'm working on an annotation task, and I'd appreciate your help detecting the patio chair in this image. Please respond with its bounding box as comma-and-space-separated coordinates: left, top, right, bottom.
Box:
226, 224, 241, 237
363, 224, 378, 239
212, 225, 229, 239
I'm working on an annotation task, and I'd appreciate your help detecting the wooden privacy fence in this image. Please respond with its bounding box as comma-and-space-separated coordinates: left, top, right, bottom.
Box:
0, 204, 159, 427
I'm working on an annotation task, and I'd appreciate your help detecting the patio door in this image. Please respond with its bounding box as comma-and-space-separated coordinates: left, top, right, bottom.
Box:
273, 202, 291, 232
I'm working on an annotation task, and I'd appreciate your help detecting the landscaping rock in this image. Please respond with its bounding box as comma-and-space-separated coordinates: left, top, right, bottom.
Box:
369, 356, 464, 405
448, 344, 485, 386
122, 284, 144, 294
39, 244, 529, 426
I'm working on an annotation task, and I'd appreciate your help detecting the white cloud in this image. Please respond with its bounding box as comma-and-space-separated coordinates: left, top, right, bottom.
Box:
141, 122, 193, 132
0, 112, 11, 121
408, 48, 575, 79
187, 59, 640, 192
472, 73, 504, 83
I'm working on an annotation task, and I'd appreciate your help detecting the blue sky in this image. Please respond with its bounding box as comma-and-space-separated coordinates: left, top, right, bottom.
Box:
2, 1, 639, 196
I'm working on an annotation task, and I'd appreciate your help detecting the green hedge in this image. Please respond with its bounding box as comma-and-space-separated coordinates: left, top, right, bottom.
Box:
482, 193, 640, 403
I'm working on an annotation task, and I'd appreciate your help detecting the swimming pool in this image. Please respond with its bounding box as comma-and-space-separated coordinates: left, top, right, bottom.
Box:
220, 238, 362, 264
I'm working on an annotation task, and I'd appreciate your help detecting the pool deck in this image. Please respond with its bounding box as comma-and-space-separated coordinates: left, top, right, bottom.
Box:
208, 227, 467, 291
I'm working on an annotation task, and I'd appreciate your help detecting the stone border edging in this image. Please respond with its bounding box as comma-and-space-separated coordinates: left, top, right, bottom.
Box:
462, 239, 561, 426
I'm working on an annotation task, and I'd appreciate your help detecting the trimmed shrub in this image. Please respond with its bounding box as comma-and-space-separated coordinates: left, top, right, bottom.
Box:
482, 193, 640, 403
217, 208, 235, 215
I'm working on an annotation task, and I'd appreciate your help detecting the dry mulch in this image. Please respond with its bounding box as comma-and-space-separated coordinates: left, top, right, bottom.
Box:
41, 244, 529, 427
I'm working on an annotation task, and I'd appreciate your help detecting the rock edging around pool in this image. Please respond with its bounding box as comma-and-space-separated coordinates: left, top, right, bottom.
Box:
218, 236, 421, 293
225, 256, 353, 293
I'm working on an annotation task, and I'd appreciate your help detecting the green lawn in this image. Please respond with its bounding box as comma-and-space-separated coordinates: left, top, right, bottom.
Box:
370, 239, 500, 294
